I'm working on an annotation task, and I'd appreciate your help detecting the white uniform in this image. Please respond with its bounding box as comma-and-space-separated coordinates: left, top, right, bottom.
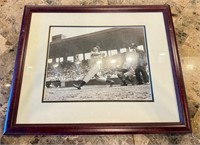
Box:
82, 51, 104, 83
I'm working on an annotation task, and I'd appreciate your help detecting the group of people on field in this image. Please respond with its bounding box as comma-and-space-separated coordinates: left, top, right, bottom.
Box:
73, 43, 149, 90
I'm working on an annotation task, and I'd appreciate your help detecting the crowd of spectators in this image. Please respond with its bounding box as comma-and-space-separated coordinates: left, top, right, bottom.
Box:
46, 54, 122, 82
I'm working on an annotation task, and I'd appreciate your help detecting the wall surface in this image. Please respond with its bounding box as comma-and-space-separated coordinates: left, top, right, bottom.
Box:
0, 0, 200, 144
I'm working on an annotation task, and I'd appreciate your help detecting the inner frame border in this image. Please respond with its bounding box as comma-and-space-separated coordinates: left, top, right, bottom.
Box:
42, 25, 154, 103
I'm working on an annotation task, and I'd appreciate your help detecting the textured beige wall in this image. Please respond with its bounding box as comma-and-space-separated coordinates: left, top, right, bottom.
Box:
0, 0, 200, 144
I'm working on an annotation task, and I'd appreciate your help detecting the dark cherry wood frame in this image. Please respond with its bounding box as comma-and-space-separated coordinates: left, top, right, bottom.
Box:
4, 5, 191, 135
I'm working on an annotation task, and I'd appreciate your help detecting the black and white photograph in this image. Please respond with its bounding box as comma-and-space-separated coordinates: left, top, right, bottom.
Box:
43, 26, 153, 102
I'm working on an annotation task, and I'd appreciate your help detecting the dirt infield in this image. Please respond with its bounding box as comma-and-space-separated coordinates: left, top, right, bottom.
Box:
43, 85, 152, 102
43, 84, 152, 102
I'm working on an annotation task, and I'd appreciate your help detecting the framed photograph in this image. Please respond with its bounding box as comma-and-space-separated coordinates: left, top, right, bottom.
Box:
4, 5, 191, 134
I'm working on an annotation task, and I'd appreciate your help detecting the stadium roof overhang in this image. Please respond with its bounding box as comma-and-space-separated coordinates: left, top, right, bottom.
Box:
49, 27, 146, 58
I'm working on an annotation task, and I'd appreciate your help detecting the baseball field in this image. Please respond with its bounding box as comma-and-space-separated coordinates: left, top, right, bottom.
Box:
43, 84, 152, 102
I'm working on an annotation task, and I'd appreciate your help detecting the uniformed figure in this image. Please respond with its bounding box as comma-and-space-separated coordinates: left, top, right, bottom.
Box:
132, 43, 149, 85
117, 43, 149, 86
117, 50, 137, 86
73, 45, 114, 89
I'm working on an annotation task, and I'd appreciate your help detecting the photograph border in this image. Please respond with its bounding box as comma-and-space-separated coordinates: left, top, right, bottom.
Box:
3, 5, 191, 135
42, 25, 154, 103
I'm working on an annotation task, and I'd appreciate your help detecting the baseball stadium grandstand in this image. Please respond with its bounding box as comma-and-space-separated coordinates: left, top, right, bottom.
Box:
45, 27, 147, 88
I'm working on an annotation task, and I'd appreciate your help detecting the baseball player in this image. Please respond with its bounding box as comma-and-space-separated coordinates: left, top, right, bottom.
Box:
73, 45, 114, 89
135, 49, 149, 85
117, 50, 137, 86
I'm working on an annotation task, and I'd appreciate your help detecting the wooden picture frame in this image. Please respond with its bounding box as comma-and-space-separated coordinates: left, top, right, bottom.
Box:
4, 5, 191, 135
